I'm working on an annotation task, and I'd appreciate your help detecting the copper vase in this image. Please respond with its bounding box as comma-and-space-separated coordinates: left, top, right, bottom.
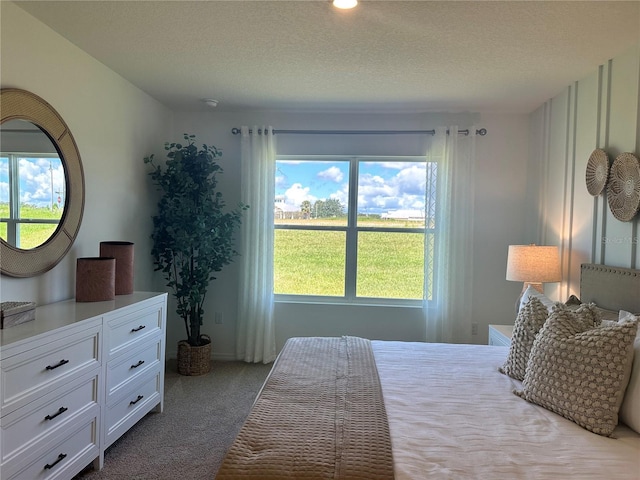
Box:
100, 241, 134, 295
75, 257, 116, 302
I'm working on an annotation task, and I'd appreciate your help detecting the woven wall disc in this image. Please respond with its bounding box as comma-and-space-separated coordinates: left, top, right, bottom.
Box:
585, 149, 609, 195
607, 152, 640, 222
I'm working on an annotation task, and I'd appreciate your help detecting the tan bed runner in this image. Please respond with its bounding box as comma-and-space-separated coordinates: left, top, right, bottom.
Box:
216, 336, 394, 480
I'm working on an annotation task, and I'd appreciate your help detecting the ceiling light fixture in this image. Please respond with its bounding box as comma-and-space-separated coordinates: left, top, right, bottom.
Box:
202, 98, 218, 108
333, 0, 357, 9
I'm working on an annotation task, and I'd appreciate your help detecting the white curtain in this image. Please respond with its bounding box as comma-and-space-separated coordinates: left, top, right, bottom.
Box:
236, 126, 277, 363
424, 126, 477, 343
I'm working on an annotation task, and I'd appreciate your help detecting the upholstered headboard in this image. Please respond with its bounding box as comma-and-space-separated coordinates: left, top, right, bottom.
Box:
580, 263, 640, 313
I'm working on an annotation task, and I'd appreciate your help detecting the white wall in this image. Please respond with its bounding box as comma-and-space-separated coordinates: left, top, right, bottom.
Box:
1, 2, 530, 361
170, 110, 530, 358
0, 2, 172, 305
528, 45, 640, 300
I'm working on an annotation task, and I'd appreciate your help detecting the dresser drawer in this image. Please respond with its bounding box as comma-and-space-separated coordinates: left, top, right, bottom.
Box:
105, 303, 163, 360
104, 370, 161, 449
1, 372, 99, 467
3, 414, 99, 480
105, 338, 162, 402
1, 326, 100, 414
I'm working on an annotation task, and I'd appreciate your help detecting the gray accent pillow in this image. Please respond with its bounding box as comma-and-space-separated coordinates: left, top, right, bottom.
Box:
516, 306, 638, 436
499, 296, 550, 381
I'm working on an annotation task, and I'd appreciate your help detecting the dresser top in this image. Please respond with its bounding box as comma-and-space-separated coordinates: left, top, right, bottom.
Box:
0, 291, 166, 348
489, 324, 514, 337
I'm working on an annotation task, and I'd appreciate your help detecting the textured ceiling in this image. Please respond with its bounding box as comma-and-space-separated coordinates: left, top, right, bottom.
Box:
13, 0, 640, 113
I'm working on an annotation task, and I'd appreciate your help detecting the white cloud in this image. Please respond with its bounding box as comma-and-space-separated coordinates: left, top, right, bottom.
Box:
0, 182, 8, 202
328, 183, 349, 208
276, 161, 428, 216
275, 175, 287, 189
317, 166, 343, 183
17, 157, 64, 207
357, 164, 426, 213
283, 183, 316, 209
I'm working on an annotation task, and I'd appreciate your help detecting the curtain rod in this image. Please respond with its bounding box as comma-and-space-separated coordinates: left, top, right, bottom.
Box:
231, 127, 487, 136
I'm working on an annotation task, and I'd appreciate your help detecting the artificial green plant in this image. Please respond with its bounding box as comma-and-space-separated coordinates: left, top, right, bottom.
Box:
144, 134, 246, 346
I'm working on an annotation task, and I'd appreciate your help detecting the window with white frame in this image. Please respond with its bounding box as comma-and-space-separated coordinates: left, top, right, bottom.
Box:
0, 153, 65, 249
274, 155, 436, 304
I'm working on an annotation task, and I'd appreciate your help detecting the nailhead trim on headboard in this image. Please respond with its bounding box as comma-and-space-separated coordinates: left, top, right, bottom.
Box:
580, 264, 640, 313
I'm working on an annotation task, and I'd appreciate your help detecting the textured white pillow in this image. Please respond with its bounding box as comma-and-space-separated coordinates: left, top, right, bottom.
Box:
499, 297, 550, 381
516, 306, 637, 436
618, 310, 640, 434
518, 285, 556, 312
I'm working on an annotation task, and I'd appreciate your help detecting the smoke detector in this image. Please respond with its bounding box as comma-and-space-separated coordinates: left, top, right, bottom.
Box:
202, 99, 219, 108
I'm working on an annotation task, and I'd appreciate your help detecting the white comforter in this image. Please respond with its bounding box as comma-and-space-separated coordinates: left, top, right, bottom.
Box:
372, 341, 640, 479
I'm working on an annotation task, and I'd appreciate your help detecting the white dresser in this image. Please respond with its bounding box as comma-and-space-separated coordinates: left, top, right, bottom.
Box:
488, 324, 513, 347
0, 292, 167, 480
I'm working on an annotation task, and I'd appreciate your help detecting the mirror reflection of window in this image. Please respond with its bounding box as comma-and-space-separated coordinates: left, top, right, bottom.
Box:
0, 120, 66, 249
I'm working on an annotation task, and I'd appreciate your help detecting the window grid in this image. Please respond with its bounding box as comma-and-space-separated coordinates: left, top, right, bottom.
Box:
274, 155, 435, 305
0, 153, 63, 248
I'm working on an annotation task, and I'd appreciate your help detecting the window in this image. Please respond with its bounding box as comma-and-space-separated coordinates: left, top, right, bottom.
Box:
274, 156, 436, 304
0, 154, 65, 249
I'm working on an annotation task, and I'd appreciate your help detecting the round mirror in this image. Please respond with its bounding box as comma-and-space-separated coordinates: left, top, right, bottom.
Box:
0, 88, 85, 277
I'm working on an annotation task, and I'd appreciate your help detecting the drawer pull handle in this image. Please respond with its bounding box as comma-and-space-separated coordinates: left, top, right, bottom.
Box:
131, 325, 146, 333
44, 406, 68, 421
44, 453, 67, 470
131, 360, 145, 369
45, 359, 69, 371
130, 394, 144, 406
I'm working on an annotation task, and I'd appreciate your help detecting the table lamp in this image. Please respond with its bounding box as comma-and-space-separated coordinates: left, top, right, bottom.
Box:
506, 244, 561, 310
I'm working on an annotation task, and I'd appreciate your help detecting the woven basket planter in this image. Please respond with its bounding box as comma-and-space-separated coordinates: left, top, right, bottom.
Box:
177, 334, 212, 376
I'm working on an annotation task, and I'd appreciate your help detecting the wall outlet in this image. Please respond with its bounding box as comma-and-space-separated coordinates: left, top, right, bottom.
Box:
471, 323, 478, 335
214, 312, 223, 324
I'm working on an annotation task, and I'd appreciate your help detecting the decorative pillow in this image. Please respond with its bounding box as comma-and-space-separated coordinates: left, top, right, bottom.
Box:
499, 297, 550, 380
518, 285, 556, 312
562, 295, 620, 321
618, 310, 640, 434
594, 307, 622, 322
516, 306, 638, 436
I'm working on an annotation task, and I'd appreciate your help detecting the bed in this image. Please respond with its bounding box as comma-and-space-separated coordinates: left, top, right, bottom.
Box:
216, 264, 640, 479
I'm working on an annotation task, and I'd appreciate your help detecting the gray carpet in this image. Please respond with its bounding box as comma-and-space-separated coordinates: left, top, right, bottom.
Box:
75, 360, 272, 479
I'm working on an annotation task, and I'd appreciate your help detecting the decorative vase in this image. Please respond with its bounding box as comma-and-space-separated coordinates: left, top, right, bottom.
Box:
177, 335, 212, 376
75, 257, 116, 302
99, 241, 134, 295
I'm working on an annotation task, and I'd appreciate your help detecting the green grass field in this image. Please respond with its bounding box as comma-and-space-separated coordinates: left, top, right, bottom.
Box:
3, 204, 429, 299
0, 203, 62, 249
274, 220, 431, 299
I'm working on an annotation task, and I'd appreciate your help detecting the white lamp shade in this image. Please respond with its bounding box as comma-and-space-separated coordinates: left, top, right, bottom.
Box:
506, 245, 561, 283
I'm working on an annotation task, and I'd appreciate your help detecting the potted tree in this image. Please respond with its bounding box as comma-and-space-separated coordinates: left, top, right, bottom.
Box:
144, 134, 246, 375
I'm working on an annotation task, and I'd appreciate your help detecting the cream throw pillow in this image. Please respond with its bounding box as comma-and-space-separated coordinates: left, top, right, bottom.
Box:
618, 310, 640, 434
499, 297, 549, 381
516, 306, 638, 436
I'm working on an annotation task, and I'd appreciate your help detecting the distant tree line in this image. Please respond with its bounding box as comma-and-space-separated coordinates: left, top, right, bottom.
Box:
300, 199, 345, 219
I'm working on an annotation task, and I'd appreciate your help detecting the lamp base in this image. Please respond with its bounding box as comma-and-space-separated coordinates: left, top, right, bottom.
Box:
515, 282, 544, 313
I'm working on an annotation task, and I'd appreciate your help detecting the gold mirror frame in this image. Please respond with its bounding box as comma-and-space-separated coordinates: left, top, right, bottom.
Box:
1, 88, 85, 277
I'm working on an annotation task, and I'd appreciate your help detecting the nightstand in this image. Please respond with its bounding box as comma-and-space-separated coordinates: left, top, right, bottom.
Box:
488, 325, 513, 347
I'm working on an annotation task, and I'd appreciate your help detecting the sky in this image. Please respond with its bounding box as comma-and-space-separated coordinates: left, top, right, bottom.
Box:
0, 156, 65, 209
2, 155, 428, 216
276, 159, 428, 216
